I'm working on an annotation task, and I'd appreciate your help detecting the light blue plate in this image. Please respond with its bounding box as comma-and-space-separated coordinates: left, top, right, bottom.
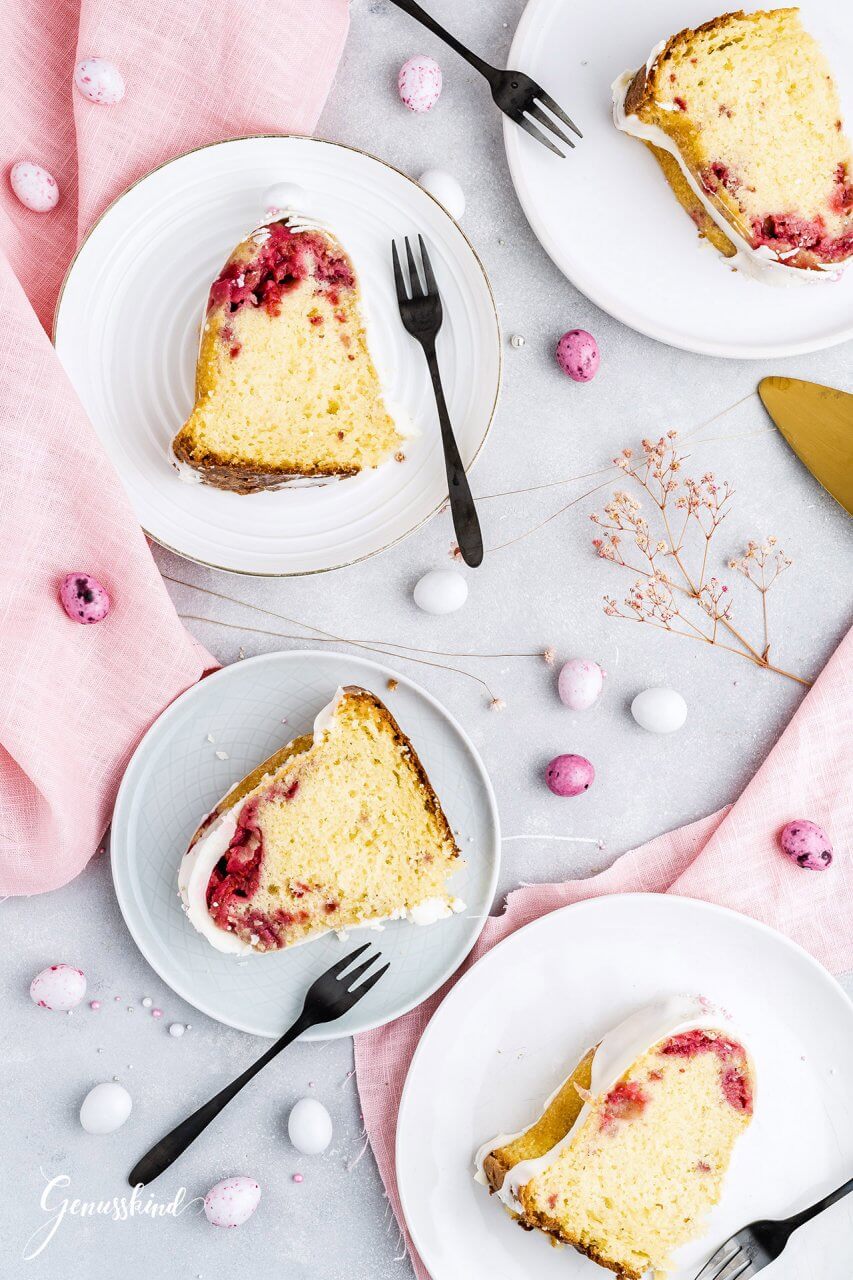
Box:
111, 650, 500, 1038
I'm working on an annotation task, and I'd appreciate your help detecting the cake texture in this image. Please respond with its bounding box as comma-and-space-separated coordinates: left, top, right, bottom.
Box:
171, 217, 403, 491
612, 9, 853, 281
475, 996, 755, 1279
179, 687, 464, 954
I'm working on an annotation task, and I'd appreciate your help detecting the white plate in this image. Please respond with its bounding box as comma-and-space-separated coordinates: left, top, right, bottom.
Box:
54, 136, 501, 575
505, 0, 853, 358
397, 894, 853, 1280
110, 650, 500, 1038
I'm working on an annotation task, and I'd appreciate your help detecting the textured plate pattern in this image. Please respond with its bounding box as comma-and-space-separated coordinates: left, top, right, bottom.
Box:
110, 651, 500, 1039
54, 137, 501, 574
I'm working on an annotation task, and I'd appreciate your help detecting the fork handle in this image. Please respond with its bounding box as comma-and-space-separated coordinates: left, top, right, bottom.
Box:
422, 340, 483, 568
778, 1173, 853, 1238
127, 1012, 313, 1187
386, 0, 498, 84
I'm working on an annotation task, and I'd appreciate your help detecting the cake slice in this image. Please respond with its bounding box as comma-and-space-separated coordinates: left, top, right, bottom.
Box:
179, 687, 464, 953
171, 217, 403, 491
476, 997, 755, 1279
612, 9, 853, 280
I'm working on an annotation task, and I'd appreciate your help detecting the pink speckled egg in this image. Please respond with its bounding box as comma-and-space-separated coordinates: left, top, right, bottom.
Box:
398, 56, 442, 112
10, 162, 59, 213
204, 1177, 261, 1228
556, 329, 599, 382
30, 964, 87, 1011
545, 754, 595, 797
60, 573, 111, 624
779, 819, 833, 871
74, 58, 126, 106
558, 659, 605, 711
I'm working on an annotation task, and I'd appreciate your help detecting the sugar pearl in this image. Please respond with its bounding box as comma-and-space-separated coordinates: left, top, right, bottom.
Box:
141, 996, 153, 1008
168, 1022, 185, 1037
10, 162, 59, 213
509, 334, 526, 349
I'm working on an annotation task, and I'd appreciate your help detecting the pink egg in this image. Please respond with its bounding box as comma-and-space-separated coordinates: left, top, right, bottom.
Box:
74, 58, 126, 106
545, 754, 595, 797
59, 573, 111, 624
204, 1176, 261, 1228
398, 56, 442, 112
10, 162, 59, 213
558, 659, 605, 710
556, 329, 599, 382
779, 820, 833, 871
30, 964, 87, 1011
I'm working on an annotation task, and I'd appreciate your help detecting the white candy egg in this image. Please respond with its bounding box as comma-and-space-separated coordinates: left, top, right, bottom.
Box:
631, 687, 688, 734
558, 659, 605, 711
80, 1082, 132, 1134
203, 1176, 261, 1228
418, 168, 465, 220
413, 568, 468, 615
262, 182, 306, 217
10, 162, 59, 213
30, 963, 86, 1011
287, 1097, 333, 1155
398, 55, 442, 112
74, 58, 126, 106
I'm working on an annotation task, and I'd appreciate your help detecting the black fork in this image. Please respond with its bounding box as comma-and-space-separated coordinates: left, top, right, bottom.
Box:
392, 235, 483, 568
127, 944, 389, 1186
387, 0, 582, 157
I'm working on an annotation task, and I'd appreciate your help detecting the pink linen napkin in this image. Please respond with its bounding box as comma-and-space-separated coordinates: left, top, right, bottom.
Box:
355, 625, 853, 1280
0, 0, 349, 895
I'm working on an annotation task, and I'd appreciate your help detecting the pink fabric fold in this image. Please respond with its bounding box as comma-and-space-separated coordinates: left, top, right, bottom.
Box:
355, 626, 853, 1280
0, 0, 349, 894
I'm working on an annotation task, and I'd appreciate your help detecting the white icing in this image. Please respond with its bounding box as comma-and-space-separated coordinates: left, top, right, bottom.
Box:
611, 69, 841, 286
474, 995, 750, 1208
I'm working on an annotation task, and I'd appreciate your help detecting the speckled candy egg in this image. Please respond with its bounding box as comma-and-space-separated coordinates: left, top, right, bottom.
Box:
398, 55, 442, 112
288, 1097, 333, 1155
74, 58, 126, 106
413, 568, 468, 615
780, 819, 833, 871
10, 162, 59, 213
556, 329, 599, 382
419, 168, 465, 220
80, 1082, 132, 1134
30, 963, 86, 1011
203, 1177, 261, 1228
558, 659, 605, 711
631, 687, 687, 734
60, 573, 111, 624
545, 754, 595, 797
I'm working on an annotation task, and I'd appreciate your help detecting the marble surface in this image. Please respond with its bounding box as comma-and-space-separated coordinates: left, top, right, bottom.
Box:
5, 1, 853, 1275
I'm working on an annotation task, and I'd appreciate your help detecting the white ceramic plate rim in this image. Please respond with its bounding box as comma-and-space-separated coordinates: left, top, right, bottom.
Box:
110, 649, 501, 1039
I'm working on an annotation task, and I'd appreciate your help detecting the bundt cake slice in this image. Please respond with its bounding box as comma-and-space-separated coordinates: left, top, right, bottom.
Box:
476, 997, 755, 1279
171, 218, 402, 491
179, 687, 464, 953
612, 9, 853, 280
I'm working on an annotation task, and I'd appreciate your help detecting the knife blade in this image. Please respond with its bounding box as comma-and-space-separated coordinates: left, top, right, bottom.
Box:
758, 377, 853, 516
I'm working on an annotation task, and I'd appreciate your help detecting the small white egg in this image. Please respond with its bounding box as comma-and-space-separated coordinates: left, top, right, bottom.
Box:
10, 162, 59, 213
418, 169, 465, 220
413, 568, 468, 615
203, 1176, 261, 1228
287, 1097, 333, 1155
80, 1081, 133, 1134
74, 58, 126, 106
631, 687, 688, 734
558, 659, 605, 711
262, 182, 306, 217
30, 963, 86, 1011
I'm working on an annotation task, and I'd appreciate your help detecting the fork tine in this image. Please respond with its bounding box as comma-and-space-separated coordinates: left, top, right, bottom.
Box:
350, 961, 390, 997
342, 953, 383, 988
512, 111, 565, 157
328, 942, 371, 979
694, 1240, 741, 1280
536, 90, 583, 138
713, 1253, 753, 1280
404, 236, 425, 298
526, 102, 576, 150
417, 235, 438, 295
391, 241, 408, 304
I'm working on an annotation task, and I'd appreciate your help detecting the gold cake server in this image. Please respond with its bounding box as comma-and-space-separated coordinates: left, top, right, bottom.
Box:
758, 377, 853, 516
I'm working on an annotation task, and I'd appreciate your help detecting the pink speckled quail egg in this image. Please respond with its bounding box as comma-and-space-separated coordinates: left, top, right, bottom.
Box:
558, 659, 605, 711
80, 1082, 133, 1134
413, 568, 467, 615
262, 182, 306, 218
545, 754, 595, 797
631, 687, 687, 734
779, 819, 833, 871
30, 964, 86, 1011
556, 329, 599, 382
398, 55, 442, 112
10, 162, 59, 213
288, 1097, 333, 1155
74, 58, 126, 106
418, 168, 465, 220
59, 573, 111, 623
203, 1177, 261, 1228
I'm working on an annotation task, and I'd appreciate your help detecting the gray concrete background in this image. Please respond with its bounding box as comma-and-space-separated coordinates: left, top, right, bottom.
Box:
4, 1, 852, 1275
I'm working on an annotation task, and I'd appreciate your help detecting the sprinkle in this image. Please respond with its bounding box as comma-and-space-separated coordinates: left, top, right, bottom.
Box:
215, 750, 229, 761
169, 1023, 186, 1038
206, 733, 215, 743
126, 1006, 134, 1013
89, 1000, 101, 1011
114, 996, 121, 1002
292, 1173, 303, 1183
152, 1008, 163, 1019
386, 678, 398, 692
141, 996, 153, 1008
